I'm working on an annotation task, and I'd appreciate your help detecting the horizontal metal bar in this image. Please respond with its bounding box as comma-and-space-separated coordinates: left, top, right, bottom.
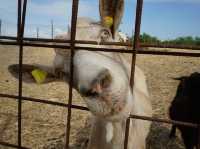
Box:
0, 141, 29, 149
141, 43, 200, 51
138, 49, 200, 57
0, 93, 197, 128
1, 40, 200, 57
0, 93, 89, 111
1, 36, 200, 50
0, 36, 129, 46
129, 114, 198, 128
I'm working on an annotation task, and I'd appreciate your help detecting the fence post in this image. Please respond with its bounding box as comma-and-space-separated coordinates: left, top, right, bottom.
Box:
0, 19, 2, 36
36, 27, 39, 39
51, 20, 54, 39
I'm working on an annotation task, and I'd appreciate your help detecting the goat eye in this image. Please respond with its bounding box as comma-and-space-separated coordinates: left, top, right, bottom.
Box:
85, 90, 99, 97
103, 31, 109, 37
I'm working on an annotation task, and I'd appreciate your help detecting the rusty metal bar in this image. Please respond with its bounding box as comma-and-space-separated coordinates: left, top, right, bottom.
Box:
130, 0, 143, 88
129, 114, 197, 128
18, 0, 27, 147
0, 1, 199, 149
1, 35, 200, 50
1, 40, 200, 57
0, 93, 89, 111
17, 0, 22, 147
0, 141, 29, 149
17, 0, 21, 40
197, 124, 200, 149
140, 43, 200, 50
124, 118, 130, 148
65, 0, 79, 148
124, 0, 143, 149
0, 93, 197, 128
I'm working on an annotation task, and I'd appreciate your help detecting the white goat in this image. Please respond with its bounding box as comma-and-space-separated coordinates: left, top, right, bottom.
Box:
53, 18, 152, 149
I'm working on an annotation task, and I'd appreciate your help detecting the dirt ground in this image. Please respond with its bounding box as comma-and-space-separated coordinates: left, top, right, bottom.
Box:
0, 45, 200, 149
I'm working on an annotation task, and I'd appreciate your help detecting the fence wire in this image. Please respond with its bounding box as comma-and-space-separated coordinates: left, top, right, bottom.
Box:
0, 0, 200, 149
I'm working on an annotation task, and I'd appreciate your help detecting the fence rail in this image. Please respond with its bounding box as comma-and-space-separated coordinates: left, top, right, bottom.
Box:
0, 0, 200, 149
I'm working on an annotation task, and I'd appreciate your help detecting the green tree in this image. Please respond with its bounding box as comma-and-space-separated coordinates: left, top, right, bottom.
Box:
139, 33, 160, 44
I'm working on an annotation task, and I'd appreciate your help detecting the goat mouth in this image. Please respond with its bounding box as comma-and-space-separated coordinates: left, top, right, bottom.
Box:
83, 93, 127, 118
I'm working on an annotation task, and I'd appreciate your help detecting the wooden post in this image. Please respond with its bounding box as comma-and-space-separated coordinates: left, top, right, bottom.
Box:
51, 20, 54, 39
36, 27, 39, 39
0, 19, 2, 36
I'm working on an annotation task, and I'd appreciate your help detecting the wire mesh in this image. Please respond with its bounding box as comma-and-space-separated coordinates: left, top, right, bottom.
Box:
0, 0, 199, 149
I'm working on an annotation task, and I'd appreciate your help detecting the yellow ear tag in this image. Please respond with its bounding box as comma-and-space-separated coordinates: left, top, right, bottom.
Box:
31, 69, 47, 84
104, 16, 113, 28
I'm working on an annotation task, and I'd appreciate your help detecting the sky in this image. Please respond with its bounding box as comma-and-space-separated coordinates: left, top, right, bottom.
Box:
0, 0, 199, 40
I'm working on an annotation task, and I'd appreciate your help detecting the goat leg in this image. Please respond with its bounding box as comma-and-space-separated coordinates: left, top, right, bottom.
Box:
169, 125, 177, 138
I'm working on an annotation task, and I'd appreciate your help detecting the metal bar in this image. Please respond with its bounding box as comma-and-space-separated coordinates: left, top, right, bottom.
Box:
17, 0, 27, 148
0, 141, 29, 149
130, 0, 143, 88
2, 40, 200, 58
0, 93, 197, 128
1, 35, 200, 50
124, 0, 143, 149
197, 124, 200, 149
0, 93, 89, 111
17, 0, 21, 40
0, 1, 199, 149
2, 40, 200, 59
51, 20, 54, 39
124, 118, 130, 149
17, 0, 22, 147
36, 27, 39, 39
140, 43, 200, 50
65, 0, 79, 148
129, 114, 197, 128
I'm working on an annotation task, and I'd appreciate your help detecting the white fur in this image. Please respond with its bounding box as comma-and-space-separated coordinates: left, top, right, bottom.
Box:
54, 18, 152, 149
106, 122, 113, 143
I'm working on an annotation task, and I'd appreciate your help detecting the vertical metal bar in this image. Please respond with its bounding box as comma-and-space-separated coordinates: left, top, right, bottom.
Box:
36, 27, 39, 39
124, 0, 143, 149
17, 0, 22, 147
197, 124, 200, 149
65, 0, 79, 148
17, 0, 21, 41
130, 0, 143, 87
51, 20, 54, 39
17, 0, 27, 148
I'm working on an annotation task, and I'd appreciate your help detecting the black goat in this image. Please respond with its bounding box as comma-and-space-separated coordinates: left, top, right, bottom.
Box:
169, 72, 200, 149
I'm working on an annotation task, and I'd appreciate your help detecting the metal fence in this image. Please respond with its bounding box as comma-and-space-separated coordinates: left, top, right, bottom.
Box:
0, 0, 200, 149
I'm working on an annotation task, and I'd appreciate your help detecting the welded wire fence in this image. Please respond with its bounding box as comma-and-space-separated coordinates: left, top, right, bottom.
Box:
0, 0, 200, 149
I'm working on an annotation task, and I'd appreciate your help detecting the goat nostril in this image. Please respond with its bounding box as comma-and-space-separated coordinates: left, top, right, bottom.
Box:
85, 91, 99, 97
79, 86, 99, 97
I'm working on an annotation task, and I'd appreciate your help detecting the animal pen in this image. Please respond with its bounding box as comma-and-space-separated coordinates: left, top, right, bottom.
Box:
0, 0, 200, 149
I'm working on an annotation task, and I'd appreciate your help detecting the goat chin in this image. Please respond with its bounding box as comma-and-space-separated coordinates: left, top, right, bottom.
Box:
82, 68, 152, 149
74, 50, 152, 149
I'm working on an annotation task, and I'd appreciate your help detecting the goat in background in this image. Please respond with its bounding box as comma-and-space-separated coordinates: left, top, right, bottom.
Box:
169, 72, 200, 149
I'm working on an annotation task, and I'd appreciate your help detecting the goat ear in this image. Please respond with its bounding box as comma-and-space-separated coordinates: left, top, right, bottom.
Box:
8, 64, 59, 84
91, 69, 112, 93
99, 0, 124, 38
